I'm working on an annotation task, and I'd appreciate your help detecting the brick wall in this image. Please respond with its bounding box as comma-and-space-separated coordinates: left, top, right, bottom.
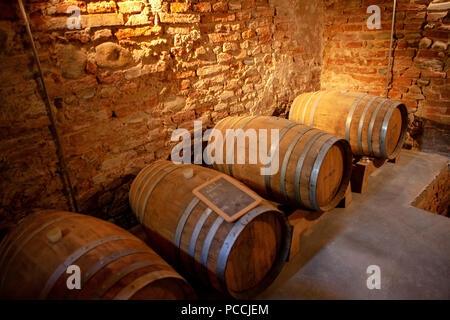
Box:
321, 0, 449, 156
0, 0, 323, 232
412, 164, 449, 216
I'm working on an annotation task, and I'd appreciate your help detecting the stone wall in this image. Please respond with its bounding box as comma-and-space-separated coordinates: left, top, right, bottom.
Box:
321, 0, 449, 156
0, 0, 323, 233
412, 164, 449, 216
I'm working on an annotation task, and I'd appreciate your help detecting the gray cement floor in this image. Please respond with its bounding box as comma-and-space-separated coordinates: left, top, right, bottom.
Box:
258, 150, 450, 300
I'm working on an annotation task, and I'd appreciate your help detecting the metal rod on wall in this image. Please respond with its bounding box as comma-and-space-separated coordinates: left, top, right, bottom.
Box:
386, 0, 398, 98
17, 0, 79, 212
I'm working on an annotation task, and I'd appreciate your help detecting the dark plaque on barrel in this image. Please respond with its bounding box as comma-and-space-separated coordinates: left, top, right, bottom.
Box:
193, 175, 261, 223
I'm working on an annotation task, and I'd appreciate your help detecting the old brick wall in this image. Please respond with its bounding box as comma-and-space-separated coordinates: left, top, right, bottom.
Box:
412, 164, 449, 216
321, 0, 449, 156
0, 0, 323, 233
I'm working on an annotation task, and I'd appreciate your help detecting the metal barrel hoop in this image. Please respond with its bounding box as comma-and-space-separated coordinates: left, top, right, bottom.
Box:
301, 92, 319, 124
380, 102, 408, 159
131, 161, 165, 213
140, 165, 184, 223
188, 207, 213, 273
308, 135, 341, 212
203, 119, 228, 166
380, 104, 396, 159
113, 270, 185, 300
357, 95, 378, 155
39, 235, 137, 300
289, 95, 301, 121
132, 161, 166, 201
91, 259, 159, 299
0, 214, 80, 291
200, 216, 224, 286
292, 93, 308, 122
216, 206, 291, 299
129, 163, 151, 211
173, 197, 201, 267
391, 103, 408, 159
280, 127, 314, 200
136, 162, 172, 221
221, 117, 247, 174
70, 247, 151, 300
345, 93, 368, 142
227, 115, 260, 177
0, 213, 47, 272
368, 99, 389, 157
0, 210, 63, 271
216, 206, 266, 293
264, 122, 299, 196
211, 117, 236, 170
294, 131, 327, 207
308, 91, 327, 126
134, 161, 172, 218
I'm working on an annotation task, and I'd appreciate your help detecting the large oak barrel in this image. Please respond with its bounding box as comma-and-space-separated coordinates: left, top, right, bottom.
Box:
289, 90, 408, 159
207, 116, 352, 212
0, 210, 195, 300
129, 161, 291, 299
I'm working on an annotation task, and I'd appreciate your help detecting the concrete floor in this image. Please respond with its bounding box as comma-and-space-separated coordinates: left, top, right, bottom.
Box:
258, 150, 450, 300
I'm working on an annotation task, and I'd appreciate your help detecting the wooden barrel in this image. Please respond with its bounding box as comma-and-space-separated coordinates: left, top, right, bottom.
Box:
0, 210, 195, 300
289, 90, 408, 159
208, 116, 353, 212
129, 161, 291, 299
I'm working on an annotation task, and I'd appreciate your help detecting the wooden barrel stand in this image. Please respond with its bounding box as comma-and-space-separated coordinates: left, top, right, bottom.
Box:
350, 154, 401, 194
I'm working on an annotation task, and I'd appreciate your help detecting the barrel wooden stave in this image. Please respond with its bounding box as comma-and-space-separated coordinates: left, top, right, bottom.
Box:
129, 161, 291, 299
209, 116, 352, 212
289, 90, 408, 159
0, 210, 194, 300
